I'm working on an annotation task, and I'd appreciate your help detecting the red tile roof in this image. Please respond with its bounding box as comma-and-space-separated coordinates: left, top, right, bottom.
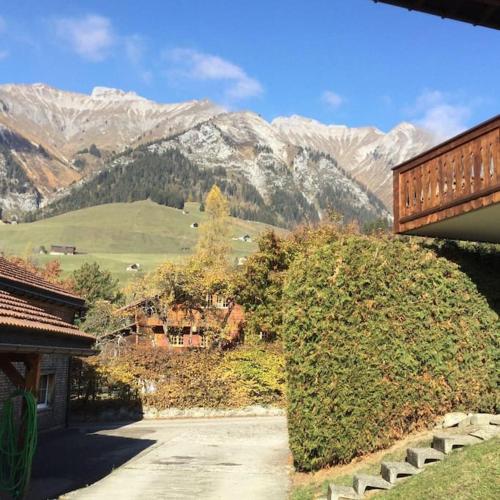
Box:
0, 257, 83, 302
0, 290, 94, 340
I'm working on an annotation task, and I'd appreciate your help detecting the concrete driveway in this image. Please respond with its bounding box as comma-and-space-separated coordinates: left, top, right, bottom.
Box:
34, 416, 290, 500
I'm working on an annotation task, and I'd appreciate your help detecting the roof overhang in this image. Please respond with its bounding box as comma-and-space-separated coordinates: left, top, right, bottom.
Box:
0, 277, 85, 311
0, 326, 96, 356
373, 0, 500, 30
0, 343, 96, 357
402, 201, 500, 242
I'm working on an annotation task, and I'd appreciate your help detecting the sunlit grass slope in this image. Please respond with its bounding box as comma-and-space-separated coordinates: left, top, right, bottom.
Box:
0, 201, 276, 283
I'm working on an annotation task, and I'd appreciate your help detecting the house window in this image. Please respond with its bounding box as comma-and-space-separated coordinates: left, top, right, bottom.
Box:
216, 296, 228, 309
200, 335, 209, 348
207, 294, 228, 308
169, 334, 184, 347
37, 374, 55, 410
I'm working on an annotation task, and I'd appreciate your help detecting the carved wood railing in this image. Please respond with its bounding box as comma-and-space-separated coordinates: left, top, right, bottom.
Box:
393, 115, 500, 233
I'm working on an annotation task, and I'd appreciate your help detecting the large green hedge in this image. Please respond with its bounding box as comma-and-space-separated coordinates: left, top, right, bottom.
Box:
283, 235, 499, 471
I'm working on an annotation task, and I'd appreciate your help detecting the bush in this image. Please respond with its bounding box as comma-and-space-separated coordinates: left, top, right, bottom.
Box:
72, 345, 286, 411
283, 235, 498, 471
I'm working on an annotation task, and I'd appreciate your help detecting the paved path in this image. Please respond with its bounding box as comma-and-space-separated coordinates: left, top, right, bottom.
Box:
64, 416, 290, 500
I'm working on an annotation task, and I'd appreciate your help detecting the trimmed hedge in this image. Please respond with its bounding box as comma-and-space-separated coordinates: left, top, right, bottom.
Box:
283, 235, 499, 471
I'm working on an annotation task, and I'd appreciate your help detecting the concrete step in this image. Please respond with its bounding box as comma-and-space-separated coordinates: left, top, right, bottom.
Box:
442, 412, 469, 428
327, 484, 362, 500
490, 415, 500, 426
353, 474, 393, 495
432, 434, 482, 454
470, 413, 495, 426
469, 425, 500, 441
406, 447, 446, 468
380, 461, 422, 483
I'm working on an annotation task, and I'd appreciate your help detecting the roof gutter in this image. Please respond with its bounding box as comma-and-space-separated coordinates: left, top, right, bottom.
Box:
0, 343, 97, 357
0, 278, 86, 310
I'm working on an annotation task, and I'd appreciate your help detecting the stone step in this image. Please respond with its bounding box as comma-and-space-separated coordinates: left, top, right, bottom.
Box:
469, 425, 500, 441
470, 413, 495, 426
380, 461, 422, 483
432, 434, 482, 454
353, 474, 393, 495
442, 412, 469, 428
490, 414, 500, 426
327, 484, 362, 500
406, 447, 446, 468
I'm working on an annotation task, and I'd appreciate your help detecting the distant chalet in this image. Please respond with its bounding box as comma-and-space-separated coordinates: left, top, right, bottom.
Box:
110, 295, 245, 350
50, 244, 76, 256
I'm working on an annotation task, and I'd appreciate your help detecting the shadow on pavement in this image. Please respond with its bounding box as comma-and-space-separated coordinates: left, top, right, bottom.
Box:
26, 423, 156, 500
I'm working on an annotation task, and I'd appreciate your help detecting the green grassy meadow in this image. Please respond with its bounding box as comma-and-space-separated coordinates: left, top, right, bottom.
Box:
0, 201, 276, 284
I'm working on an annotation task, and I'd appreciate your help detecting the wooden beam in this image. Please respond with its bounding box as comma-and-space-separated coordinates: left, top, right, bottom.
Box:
24, 354, 42, 395
0, 357, 26, 388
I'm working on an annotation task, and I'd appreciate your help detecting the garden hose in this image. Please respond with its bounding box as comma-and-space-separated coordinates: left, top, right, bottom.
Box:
0, 390, 38, 500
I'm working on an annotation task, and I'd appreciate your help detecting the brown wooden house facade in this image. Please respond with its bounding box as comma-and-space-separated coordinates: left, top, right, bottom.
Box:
113, 295, 245, 350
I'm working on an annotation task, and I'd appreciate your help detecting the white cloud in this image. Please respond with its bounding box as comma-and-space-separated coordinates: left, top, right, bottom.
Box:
409, 89, 471, 142
124, 35, 144, 65
0, 18, 7, 61
322, 90, 344, 109
54, 14, 115, 62
166, 48, 263, 101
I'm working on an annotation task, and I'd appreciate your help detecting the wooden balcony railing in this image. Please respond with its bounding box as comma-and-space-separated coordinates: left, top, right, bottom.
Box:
393, 115, 500, 235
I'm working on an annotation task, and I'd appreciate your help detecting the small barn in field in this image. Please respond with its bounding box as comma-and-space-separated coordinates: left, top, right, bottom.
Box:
50, 244, 77, 256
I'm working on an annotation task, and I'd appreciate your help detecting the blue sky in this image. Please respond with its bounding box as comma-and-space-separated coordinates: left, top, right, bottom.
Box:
0, 0, 498, 139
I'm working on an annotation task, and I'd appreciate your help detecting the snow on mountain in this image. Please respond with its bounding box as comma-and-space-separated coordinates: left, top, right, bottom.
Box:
115, 110, 391, 225
0, 83, 224, 155
272, 116, 434, 208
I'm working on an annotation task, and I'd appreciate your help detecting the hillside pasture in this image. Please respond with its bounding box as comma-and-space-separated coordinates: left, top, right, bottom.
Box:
0, 200, 275, 283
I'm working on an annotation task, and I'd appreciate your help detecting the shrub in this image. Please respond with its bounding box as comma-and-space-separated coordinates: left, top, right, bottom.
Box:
283, 235, 499, 471
219, 344, 286, 406
72, 345, 286, 411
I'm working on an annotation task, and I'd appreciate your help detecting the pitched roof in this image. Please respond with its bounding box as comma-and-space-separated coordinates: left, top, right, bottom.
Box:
0, 289, 94, 340
0, 257, 83, 303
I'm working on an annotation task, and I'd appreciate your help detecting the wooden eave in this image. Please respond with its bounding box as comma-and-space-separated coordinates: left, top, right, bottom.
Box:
374, 0, 500, 30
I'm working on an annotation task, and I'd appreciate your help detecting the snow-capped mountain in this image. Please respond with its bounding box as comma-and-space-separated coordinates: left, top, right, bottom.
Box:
0, 84, 432, 224
273, 116, 433, 208
0, 83, 223, 156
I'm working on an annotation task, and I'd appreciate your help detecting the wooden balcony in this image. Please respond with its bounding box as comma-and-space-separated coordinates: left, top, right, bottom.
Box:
393, 115, 500, 243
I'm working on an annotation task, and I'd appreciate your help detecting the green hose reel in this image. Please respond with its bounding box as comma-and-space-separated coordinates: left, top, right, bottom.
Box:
0, 390, 38, 500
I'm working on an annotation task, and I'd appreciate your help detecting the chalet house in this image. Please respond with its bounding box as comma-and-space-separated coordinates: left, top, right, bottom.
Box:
112, 294, 245, 349
50, 244, 77, 256
0, 257, 95, 430
375, 1, 500, 243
